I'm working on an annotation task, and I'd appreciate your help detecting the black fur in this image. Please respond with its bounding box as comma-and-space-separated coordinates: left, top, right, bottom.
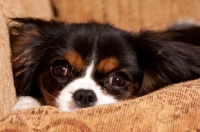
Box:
9, 18, 200, 100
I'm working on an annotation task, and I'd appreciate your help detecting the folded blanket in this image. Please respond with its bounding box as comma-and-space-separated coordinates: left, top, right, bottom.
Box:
1, 78, 200, 132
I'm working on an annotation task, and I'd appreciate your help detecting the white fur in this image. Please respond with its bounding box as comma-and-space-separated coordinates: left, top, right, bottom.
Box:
176, 19, 197, 25
56, 62, 117, 112
169, 19, 200, 30
13, 96, 42, 110
14, 62, 117, 111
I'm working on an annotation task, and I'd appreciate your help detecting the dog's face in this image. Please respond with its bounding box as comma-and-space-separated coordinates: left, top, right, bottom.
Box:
10, 18, 142, 111
11, 18, 200, 111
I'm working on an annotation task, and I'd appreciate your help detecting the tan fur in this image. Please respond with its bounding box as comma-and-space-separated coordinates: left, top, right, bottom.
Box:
97, 57, 119, 74
64, 50, 85, 71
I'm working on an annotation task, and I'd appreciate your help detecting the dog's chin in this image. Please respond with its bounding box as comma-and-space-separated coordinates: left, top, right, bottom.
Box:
55, 100, 85, 112
55, 90, 118, 112
55, 99, 117, 112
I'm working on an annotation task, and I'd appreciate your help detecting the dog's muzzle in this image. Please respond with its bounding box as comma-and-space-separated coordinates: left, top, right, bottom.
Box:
73, 89, 97, 107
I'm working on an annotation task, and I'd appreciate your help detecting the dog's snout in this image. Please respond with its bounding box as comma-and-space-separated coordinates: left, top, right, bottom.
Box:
73, 89, 97, 107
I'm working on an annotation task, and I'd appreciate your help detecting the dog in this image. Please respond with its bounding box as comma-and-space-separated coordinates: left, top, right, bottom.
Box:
10, 18, 200, 112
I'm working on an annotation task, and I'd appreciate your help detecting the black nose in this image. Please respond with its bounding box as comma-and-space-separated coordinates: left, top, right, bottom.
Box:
73, 89, 97, 107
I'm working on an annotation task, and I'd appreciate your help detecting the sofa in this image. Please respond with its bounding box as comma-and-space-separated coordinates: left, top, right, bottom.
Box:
0, 0, 200, 131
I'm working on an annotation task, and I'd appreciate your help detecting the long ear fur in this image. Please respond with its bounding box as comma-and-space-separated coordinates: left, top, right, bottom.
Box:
9, 18, 65, 97
134, 26, 200, 95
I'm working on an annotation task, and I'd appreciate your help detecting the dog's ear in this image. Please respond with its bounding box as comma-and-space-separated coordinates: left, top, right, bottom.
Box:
9, 18, 65, 96
131, 31, 172, 95
131, 29, 200, 96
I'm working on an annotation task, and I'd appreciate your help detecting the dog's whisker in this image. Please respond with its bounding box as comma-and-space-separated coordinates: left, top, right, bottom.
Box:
41, 89, 56, 98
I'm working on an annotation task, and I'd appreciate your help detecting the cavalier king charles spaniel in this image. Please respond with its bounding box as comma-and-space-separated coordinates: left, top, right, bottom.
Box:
10, 18, 200, 112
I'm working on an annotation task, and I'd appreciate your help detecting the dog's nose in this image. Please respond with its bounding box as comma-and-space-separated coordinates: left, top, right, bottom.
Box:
73, 89, 97, 107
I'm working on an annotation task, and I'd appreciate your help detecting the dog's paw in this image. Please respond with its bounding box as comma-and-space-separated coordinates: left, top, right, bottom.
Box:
13, 96, 42, 110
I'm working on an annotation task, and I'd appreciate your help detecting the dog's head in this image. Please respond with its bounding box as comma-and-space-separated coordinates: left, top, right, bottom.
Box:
11, 18, 200, 111
10, 18, 143, 111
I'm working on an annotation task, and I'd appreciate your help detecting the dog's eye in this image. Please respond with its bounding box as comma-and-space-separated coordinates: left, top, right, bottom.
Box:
53, 65, 68, 77
109, 74, 126, 87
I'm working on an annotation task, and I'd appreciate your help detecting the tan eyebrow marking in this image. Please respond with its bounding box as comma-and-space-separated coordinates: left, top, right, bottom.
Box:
97, 57, 119, 74
64, 50, 85, 70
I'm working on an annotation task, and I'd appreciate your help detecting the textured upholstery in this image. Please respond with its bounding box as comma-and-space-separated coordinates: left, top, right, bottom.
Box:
1, 0, 200, 131
0, 0, 53, 120
1, 79, 200, 131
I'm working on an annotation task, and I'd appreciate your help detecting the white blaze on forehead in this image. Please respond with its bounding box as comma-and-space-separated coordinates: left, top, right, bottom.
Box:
56, 61, 117, 112
85, 61, 94, 78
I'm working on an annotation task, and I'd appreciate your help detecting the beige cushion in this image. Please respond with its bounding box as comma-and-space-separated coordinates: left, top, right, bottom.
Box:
0, 78, 200, 131
1, 1, 200, 131
0, 0, 53, 120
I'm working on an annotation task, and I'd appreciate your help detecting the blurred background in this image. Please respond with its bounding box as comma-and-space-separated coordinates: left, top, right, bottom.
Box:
51, 0, 200, 32
6, 0, 200, 32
